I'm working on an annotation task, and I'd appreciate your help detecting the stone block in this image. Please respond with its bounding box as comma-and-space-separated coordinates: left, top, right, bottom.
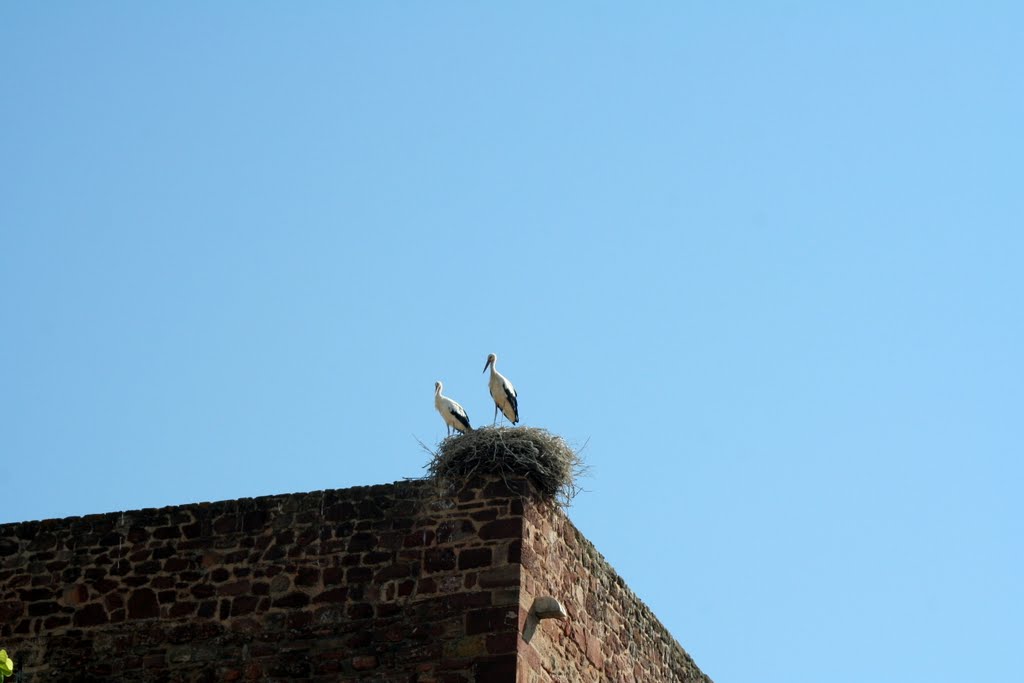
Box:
127, 588, 159, 619
465, 607, 518, 636
73, 602, 108, 627
479, 518, 522, 540
478, 564, 518, 589
425, 548, 457, 572
458, 548, 492, 570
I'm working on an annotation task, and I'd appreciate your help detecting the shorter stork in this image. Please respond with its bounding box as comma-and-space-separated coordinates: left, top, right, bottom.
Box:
483, 352, 518, 425
434, 381, 472, 436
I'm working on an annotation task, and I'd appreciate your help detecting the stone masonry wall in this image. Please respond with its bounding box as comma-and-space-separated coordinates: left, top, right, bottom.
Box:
517, 499, 712, 683
0, 476, 711, 682
0, 478, 525, 682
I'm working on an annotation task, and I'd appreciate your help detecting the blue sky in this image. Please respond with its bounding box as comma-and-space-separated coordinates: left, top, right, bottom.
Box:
2, 4, 1021, 681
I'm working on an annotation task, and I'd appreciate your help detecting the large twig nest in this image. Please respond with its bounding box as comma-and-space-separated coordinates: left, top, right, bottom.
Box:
425, 426, 586, 506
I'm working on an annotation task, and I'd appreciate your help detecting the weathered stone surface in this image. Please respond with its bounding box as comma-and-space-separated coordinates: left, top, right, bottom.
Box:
294, 566, 319, 587
0, 476, 710, 683
473, 655, 517, 681
73, 602, 108, 627
27, 600, 59, 616
313, 587, 348, 604
347, 532, 376, 552
169, 601, 197, 618
127, 588, 159, 619
458, 547, 492, 569
0, 601, 25, 621
216, 580, 250, 596
272, 591, 310, 609
478, 564, 518, 588
517, 498, 713, 683
479, 518, 522, 540
466, 606, 518, 635
352, 655, 378, 670
424, 548, 457, 572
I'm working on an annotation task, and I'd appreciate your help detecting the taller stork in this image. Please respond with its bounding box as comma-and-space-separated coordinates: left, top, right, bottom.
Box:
483, 353, 519, 425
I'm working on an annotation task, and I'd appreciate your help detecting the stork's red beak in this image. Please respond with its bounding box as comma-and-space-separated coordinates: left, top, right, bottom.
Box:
482, 358, 491, 373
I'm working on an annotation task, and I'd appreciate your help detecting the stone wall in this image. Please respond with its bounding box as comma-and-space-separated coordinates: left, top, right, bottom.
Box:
0, 477, 711, 682
517, 499, 711, 683
0, 478, 524, 682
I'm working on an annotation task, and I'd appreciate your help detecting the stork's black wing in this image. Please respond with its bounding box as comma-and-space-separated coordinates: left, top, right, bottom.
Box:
503, 384, 519, 424
450, 406, 471, 432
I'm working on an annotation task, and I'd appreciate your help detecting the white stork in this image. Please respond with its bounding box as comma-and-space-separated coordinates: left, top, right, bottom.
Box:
434, 381, 472, 436
483, 352, 518, 425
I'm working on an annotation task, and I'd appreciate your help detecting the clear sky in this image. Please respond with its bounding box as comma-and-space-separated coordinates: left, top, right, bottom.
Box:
2, 3, 1021, 682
